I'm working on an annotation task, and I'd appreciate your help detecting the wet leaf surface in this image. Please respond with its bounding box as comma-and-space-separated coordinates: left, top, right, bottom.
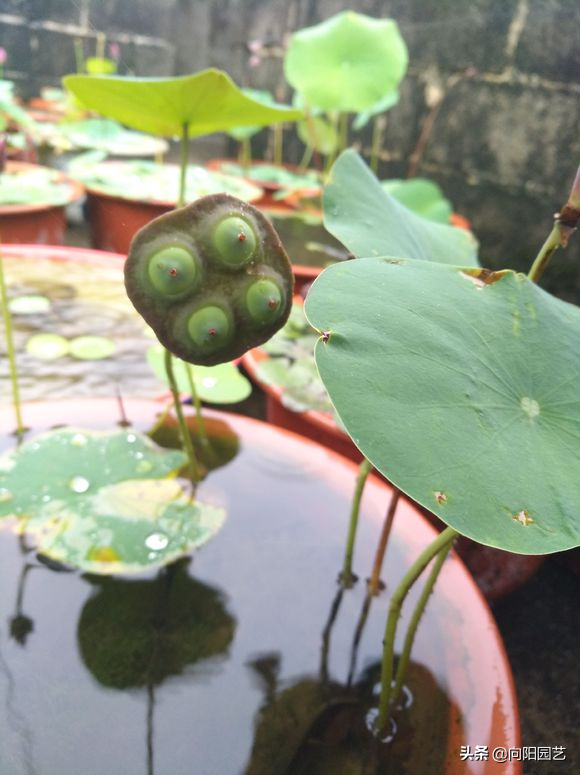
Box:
0, 428, 225, 573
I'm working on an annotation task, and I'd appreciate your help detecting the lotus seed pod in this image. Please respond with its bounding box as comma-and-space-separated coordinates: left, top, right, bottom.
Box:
125, 193, 294, 365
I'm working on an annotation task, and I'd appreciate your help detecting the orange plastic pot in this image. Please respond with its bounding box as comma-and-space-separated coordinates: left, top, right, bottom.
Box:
0, 162, 83, 245
0, 397, 521, 774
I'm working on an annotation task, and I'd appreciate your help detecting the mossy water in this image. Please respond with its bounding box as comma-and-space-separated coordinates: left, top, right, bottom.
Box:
0, 401, 517, 774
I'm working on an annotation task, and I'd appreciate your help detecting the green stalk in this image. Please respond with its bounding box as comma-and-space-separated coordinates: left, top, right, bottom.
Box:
178, 123, 189, 208
0, 253, 24, 438
370, 116, 384, 174
376, 526, 457, 732
185, 364, 209, 447
164, 348, 199, 488
368, 488, 401, 596
341, 457, 373, 588
298, 144, 313, 173
527, 222, 562, 284
74, 38, 85, 74
337, 111, 349, 154
392, 541, 453, 705
239, 137, 252, 167
273, 123, 283, 166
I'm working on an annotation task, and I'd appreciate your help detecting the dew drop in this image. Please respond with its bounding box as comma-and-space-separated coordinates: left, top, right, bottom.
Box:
145, 532, 169, 551
126, 433, 137, 444
0, 488, 13, 503
70, 433, 88, 447
41, 494, 51, 503
69, 476, 90, 494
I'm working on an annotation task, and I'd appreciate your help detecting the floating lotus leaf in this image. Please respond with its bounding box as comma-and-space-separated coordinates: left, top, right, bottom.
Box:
63, 70, 303, 139
323, 151, 478, 266
78, 560, 235, 689
25, 333, 69, 360
125, 193, 294, 366
69, 335, 116, 360
147, 344, 252, 403
382, 178, 453, 224
0, 428, 225, 573
8, 294, 51, 314
305, 258, 580, 554
284, 11, 408, 112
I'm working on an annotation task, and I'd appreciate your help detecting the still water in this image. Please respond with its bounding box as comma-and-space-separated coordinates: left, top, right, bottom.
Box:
0, 400, 516, 775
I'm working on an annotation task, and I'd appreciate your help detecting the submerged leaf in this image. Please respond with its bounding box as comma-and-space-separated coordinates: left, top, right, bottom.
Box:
306, 258, 580, 554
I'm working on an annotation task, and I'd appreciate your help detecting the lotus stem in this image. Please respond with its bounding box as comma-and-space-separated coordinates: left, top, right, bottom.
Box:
528, 164, 579, 283
273, 123, 283, 166
347, 592, 373, 686
185, 364, 209, 447
370, 116, 385, 174
338, 111, 349, 154
0, 251, 24, 439
341, 457, 373, 588
74, 38, 85, 74
392, 540, 453, 705
319, 586, 344, 685
163, 348, 199, 489
178, 123, 189, 208
376, 526, 458, 733
368, 488, 401, 596
239, 137, 252, 167
298, 144, 313, 173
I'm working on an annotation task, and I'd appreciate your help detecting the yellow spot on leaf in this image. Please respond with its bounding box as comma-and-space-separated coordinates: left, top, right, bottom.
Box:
513, 509, 534, 527
87, 546, 121, 563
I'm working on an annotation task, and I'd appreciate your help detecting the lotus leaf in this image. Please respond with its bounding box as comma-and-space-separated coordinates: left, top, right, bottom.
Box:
284, 12, 408, 112
0, 427, 225, 573
63, 69, 303, 139
323, 150, 478, 266
305, 257, 580, 554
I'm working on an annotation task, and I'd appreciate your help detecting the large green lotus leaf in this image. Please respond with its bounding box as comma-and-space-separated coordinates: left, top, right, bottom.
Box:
284, 11, 408, 112
323, 151, 479, 267
0, 428, 225, 573
147, 345, 252, 403
63, 70, 303, 139
305, 258, 580, 555
382, 178, 453, 224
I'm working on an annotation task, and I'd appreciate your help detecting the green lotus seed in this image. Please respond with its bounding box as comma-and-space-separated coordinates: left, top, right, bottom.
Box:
187, 306, 231, 354
213, 216, 257, 268
148, 246, 198, 296
246, 279, 283, 324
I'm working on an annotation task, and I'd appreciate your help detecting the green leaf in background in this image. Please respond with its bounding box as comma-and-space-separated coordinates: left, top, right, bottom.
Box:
63, 69, 303, 139
0, 168, 74, 206
352, 90, 400, 131
382, 178, 453, 224
25, 333, 69, 360
69, 335, 116, 360
0, 428, 225, 574
227, 88, 279, 141
147, 344, 252, 404
49, 117, 168, 156
8, 295, 51, 314
323, 150, 479, 266
284, 11, 408, 113
297, 115, 339, 156
305, 257, 580, 555
85, 56, 117, 76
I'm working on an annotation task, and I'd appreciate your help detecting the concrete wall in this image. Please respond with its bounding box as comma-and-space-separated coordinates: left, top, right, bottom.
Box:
1, 0, 579, 297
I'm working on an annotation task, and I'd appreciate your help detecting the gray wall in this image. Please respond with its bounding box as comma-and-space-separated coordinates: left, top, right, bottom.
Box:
1, 0, 579, 297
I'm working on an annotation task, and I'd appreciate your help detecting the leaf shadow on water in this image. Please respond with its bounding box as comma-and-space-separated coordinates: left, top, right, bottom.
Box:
244, 589, 452, 775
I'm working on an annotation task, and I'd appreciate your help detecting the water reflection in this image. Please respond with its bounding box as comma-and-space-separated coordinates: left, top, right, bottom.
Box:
77, 559, 236, 774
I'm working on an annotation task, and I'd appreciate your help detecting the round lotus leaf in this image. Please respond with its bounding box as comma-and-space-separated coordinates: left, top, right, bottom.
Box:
69, 335, 116, 360
284, 11, 408, 113
0, 427, 226, 574
305, 258, 580, 555
125, 193, 294, 366
25, 333, 69, 360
